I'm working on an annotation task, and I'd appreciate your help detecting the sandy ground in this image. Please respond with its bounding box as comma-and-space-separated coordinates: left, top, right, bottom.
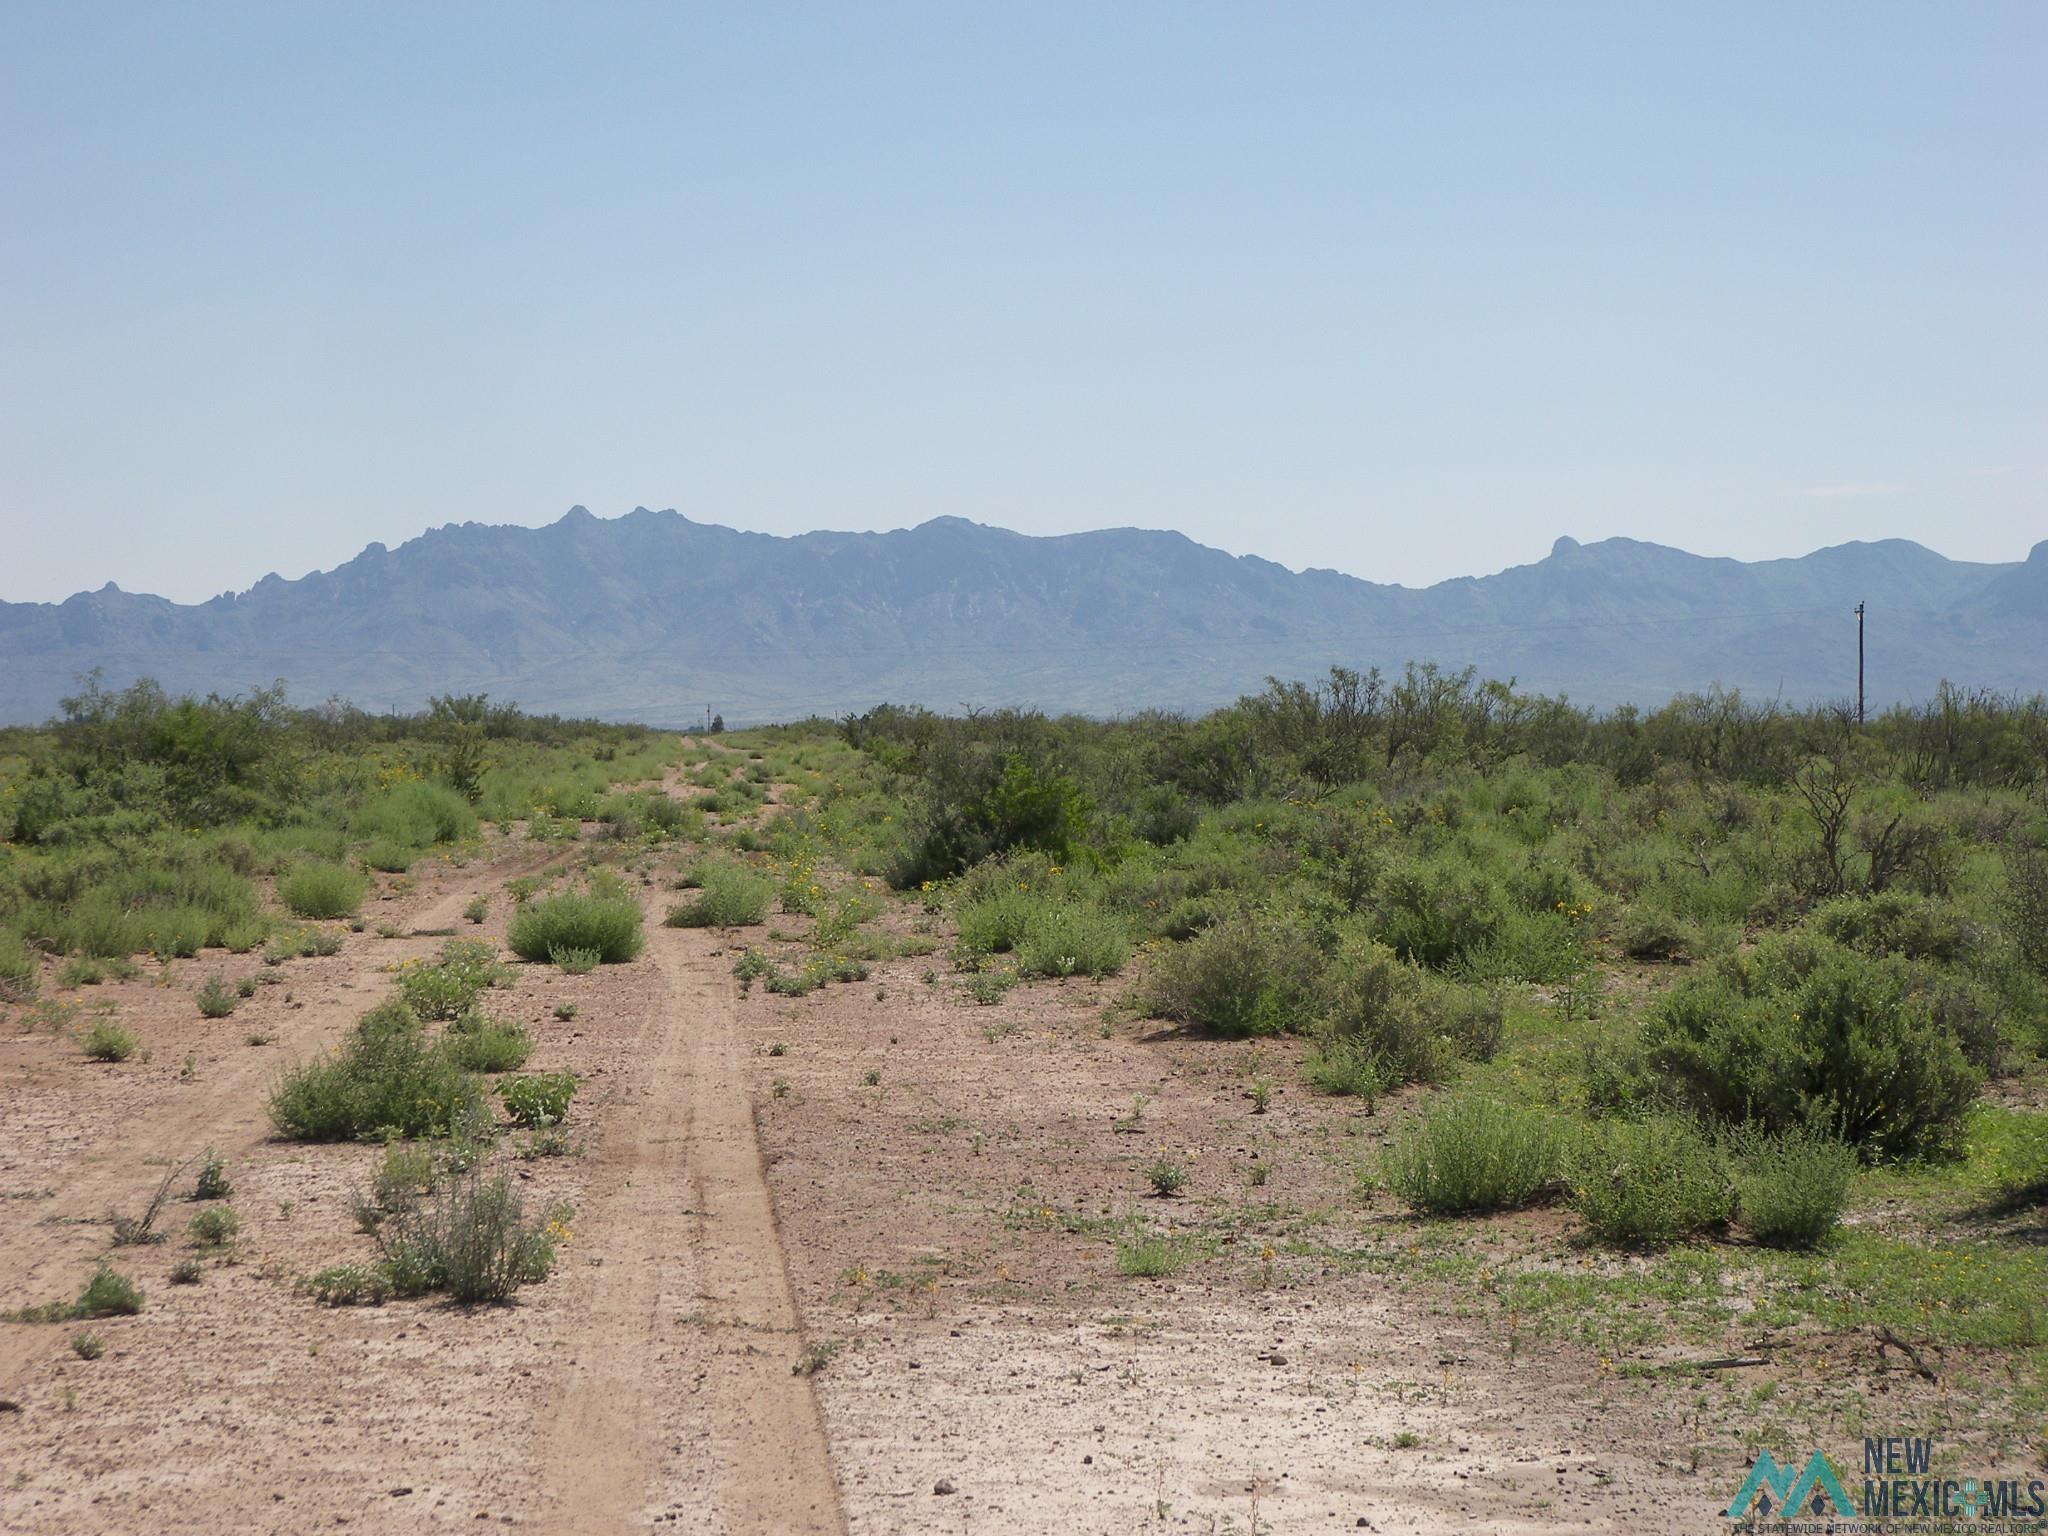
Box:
738, 943, 1711, 1534
0, 748, 1871, 1533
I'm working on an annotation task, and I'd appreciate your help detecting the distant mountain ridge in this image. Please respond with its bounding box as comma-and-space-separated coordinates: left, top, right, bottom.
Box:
0, 507, 2040, 724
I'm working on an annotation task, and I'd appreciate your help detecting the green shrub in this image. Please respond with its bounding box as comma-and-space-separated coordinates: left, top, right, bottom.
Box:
954, 880, 1040, 956
1016, 900, 1130, 979
1317, 940, 1450, 1084
187, 1206, 239, 1247
76, 1263, 144, 1317
549, 945, 601, 975
56, 955, 106, 987
301, 1263, 391, 1307
1301, 1036, 1390, 1100
1370, 854, 1507, 970
6, 1263, 144, 1324
376, 1171, 563, 1304
1114, 1233, 1193, 1277
1811, 891, 1978, 965
463, 895, 489, 925
1644, 934, 1982, 1158
664, 863, 774, 928
1381, 1096, 1561, 1214
269, 1000, 485, 1140
1618, 905, 1695, 961
71, 1330, 105, 1360
499, 1071, 576, 1127
1730, 1128, 1857, 1249
508, 883, 644, 962
194, 972, 238, 1018
278, 862, 369, 920
396, 939, 510, 1019
1567, 1117, 1733, 1247
361, 840, 416, 874
192, 1151, 231, 1200
2004, 843, 2048, 979
895, 751, 1092, 886
0, 931, 38, 1002
352, 780, 477, 848
83, 1015, 138, 1062
1141, 909, 1323, 1037
444, 1014, 533, 1073
220, 920, 266, 954
1145, 1157, 1188, 1197
20, 858, 260, 959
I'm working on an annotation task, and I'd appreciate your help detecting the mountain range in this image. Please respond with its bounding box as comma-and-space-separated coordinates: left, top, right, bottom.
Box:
1, 507, 2041, 724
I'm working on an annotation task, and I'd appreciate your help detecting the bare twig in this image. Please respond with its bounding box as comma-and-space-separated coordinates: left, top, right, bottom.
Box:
1874, 1324, 1938, 1383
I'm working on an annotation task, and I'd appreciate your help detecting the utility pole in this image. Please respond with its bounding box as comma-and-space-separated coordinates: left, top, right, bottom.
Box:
1855, 602, 1865, 726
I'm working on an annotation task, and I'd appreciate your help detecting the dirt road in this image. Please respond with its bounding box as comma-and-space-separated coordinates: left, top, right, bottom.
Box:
536, 922, 842, 1534
0, 828, 847, 1534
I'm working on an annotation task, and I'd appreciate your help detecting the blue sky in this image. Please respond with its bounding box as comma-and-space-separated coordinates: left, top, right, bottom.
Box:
2, 2, 2041, 602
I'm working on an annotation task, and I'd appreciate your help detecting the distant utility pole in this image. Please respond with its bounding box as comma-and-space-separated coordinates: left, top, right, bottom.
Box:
1856, 602, 1865, 726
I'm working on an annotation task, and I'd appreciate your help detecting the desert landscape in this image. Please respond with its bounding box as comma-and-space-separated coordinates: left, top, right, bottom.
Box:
4, 9, 2042, 1530
4, 684, 2044, 1533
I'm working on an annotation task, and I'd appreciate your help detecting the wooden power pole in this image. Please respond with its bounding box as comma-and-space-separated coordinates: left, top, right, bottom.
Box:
1856, 602, 1865, 726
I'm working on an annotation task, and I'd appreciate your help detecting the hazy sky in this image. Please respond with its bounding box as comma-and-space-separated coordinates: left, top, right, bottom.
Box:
2, 3, 2041, 604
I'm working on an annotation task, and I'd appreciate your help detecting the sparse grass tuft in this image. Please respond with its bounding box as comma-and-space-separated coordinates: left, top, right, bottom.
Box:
82, 1015, 139, 1062
1115, 1234, 1194, 1277
194, 972, 238, 1018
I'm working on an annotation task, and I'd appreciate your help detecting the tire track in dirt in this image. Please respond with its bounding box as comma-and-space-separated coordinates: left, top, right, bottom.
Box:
538, 921, 844, 1535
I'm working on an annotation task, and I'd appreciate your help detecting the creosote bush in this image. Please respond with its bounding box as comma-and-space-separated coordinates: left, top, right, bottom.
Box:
1381, 1095, 1562, 1214
1644, 933, 1982, 1158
